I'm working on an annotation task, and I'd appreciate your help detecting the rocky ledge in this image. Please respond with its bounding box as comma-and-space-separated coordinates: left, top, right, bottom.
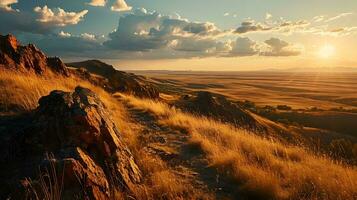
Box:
0, 34, 69, 75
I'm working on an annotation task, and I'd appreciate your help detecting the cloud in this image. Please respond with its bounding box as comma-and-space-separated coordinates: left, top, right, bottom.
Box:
32, 33, 104, 58
235, 19, 310, 34
80, 32, 96, 40
325, 12, 353, 22
313, 15, 325, 23
104, 8, 226, 51
266, 13, 272, 20
88, 0, 106, 7
320, 26, 357, 36
0, 0, 17, 11
34, 6, 88, 27
170, 38, 218, 53
59, 30, 71, 37
0, 7, 54, 34
111, 0, 132, 12
262, 38, 302, 56
229, 37, 258, 56
8, 8, 303, 60
223, 12, 229, 17
235, 20, 272, 34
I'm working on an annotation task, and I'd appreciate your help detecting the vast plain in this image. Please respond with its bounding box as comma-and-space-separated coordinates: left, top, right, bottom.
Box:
133, 70, 357, 110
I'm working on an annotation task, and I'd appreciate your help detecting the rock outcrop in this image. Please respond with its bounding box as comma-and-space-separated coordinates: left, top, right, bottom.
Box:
68, 60, 159, 99
0, 87, 141, 200
178, 91, 263, 130
0, 34, 69, 75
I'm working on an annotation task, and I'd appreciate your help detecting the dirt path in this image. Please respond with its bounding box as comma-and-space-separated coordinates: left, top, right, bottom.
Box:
118, 98, 235, 199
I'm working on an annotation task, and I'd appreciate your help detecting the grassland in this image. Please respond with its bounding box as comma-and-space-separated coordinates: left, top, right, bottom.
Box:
1, 70, 357, 199
0, 70, 213, 200
132, 71, 357, 110
120, 94, 357, 200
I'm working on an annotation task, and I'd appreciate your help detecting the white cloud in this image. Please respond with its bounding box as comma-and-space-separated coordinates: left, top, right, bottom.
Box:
88, 0, 106, 7
59, 30, 71, 37
313, 15, 325, 23
0, 0, 17, 11
266, 13, 272, 20
111, 0, 132, 12
104, 8, 226, 51
34, 6, 88, 27
81, 33, 96, 40
223, 12, 230, 17
325, 12, 353, 22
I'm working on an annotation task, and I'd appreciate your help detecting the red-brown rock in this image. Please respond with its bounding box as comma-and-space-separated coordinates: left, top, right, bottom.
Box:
0, 34, 69, 75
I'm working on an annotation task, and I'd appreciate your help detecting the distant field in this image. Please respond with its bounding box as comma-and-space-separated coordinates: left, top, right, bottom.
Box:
132, 71, 357, 110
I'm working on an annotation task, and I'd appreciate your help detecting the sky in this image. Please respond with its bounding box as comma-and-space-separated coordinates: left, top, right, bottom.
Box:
1, 0, 357, 71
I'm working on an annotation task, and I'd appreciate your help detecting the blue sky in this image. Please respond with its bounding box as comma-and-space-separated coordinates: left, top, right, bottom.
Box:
1, 0, 357, 70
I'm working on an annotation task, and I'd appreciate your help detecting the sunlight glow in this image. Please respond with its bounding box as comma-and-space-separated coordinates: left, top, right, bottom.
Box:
318, 44, 336, 59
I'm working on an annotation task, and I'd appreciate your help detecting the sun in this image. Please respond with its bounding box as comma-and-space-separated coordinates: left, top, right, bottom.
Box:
318, 44, 336, 58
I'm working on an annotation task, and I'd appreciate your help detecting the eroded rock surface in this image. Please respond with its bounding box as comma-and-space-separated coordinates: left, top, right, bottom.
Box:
0, 86, 141, 199
0, 34, 69, 75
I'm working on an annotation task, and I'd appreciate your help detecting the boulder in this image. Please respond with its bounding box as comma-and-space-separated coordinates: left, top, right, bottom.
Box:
1, 86, 141, 199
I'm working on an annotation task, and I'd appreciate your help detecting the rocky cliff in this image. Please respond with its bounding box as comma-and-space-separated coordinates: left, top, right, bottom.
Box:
0, 34, 69, 75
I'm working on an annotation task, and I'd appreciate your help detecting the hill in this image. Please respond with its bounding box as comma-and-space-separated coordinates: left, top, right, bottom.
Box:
67, 60, 159, 98
0, 34, 356, 200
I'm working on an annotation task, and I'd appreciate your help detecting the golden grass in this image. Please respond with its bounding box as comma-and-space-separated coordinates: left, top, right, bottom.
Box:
120, 94, 357, 200
0, 70, 112, 112
0, 70, 212, 200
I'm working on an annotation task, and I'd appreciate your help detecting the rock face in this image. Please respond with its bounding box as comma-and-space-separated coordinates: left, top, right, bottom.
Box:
0, 87, 141, 199
178, 91, 263, 130
68, 60, 159, 98
0, 34, 69, 75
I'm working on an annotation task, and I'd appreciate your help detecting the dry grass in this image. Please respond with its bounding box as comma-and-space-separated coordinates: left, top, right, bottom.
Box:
120, 94, 357, 200
0, 70, 212, 200
0, 70, 112, 112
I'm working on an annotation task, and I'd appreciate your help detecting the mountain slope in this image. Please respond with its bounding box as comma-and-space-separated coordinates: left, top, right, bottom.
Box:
67, 60, 160, 98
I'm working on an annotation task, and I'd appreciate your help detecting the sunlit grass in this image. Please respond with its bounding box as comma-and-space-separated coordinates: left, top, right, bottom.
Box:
0, 70, 213, 200
120, 94, 357, 200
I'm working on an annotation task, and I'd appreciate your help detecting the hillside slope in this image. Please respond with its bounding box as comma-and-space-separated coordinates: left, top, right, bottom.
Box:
67, 60, 159, 98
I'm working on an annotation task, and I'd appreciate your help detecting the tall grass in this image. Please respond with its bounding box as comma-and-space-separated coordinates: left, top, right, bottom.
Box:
121, 94, 357, 200
0, 70, 113, 112
0, 70, 212, 199
24, 154, 64, 200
